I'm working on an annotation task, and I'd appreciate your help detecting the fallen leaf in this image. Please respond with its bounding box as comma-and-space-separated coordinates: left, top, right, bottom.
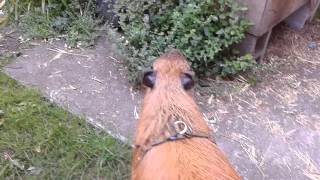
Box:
27, 166, 42, 175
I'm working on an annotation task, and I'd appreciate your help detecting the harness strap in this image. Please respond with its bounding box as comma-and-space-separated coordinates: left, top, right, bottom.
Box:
132, 117, 217, 167
132, 130, 216, 166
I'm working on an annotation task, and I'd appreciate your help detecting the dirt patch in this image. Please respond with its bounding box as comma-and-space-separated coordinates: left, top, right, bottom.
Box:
197, 22, 320, 179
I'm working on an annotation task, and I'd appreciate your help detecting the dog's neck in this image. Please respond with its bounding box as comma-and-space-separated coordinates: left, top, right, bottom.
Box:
134, 87, 210, 147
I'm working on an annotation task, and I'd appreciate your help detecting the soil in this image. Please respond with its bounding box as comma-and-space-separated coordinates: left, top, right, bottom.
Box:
1, 21, 320, 179
196, 21, 320, 179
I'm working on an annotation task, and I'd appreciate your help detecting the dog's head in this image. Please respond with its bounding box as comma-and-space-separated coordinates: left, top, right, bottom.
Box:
142, 49, 194, 91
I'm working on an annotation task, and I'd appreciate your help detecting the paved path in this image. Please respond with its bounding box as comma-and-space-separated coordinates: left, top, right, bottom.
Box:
4, 37, 141, 142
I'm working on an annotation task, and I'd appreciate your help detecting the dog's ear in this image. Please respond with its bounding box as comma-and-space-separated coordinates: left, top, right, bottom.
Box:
181, 73, 194, 90
143, 70, 156, 88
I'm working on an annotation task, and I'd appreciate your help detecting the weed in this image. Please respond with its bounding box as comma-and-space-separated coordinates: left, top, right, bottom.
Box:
0, 53, 14, 68
19, 10, 56, 39
5, 0, 99, 47
221, 54, 256, 76
66, 14, 98, 48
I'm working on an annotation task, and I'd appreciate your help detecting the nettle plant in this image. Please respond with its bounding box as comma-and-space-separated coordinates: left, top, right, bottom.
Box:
112, 0, 254, 83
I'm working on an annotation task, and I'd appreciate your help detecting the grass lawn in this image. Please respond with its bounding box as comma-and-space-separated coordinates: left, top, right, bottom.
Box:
0, 60, 131, 179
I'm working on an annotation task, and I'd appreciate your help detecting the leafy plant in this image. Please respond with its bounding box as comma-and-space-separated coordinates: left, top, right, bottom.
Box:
66, 14, 98, 48
221, 54, 255, 76
5, 0, 98, 47
112, 0, 253, 83
19, 10, 56, 39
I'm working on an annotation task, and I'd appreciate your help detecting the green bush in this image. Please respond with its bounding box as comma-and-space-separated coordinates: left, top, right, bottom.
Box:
112, 0, 254, 83
6, 0, 98, 47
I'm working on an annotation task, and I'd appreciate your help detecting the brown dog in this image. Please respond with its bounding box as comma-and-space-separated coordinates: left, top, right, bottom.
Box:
132, 49, 240, 180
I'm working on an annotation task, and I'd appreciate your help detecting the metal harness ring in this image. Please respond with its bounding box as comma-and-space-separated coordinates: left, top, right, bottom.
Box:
174, 121, 188, 135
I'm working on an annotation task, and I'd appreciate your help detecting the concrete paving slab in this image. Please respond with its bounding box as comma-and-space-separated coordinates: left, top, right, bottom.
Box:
4, 38, 142, 143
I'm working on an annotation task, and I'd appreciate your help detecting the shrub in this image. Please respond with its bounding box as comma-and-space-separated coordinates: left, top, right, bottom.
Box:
112, 0, 254, 83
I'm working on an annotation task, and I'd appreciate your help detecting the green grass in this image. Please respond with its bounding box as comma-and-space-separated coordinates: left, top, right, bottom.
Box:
0, 65, 131, 179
